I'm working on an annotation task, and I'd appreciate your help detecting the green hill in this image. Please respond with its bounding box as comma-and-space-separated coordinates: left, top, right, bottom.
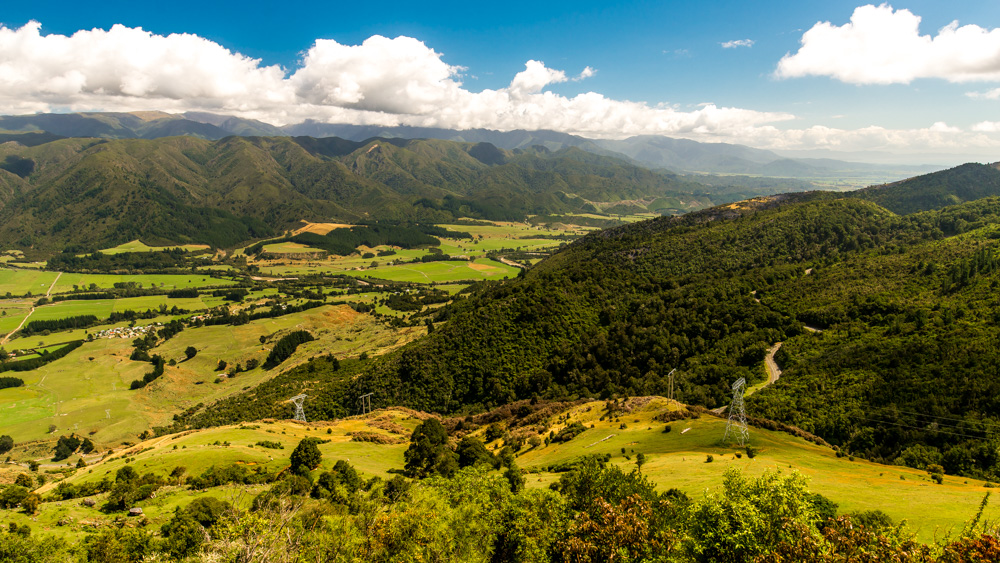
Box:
854, 162, 1000, 214
0, 135, 727, 252
12, 400, 998, 545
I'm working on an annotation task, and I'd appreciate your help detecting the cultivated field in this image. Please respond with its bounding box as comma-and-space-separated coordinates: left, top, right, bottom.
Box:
250, 219, 573, 280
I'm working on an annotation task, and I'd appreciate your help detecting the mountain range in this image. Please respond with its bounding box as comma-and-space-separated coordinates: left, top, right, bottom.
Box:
0, 134, 730, 252
0, 111, 943, 180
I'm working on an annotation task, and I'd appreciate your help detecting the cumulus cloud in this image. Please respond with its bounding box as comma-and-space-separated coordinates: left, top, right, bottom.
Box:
0, 21, 997, 157
972, 121, 1000, 132
0, 21, 792, 139
967, 88, 1000, 100
721, 39, 754, 49
776, 4, 1000, 84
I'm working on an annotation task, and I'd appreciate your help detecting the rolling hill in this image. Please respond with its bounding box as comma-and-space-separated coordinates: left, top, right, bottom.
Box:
854, 162, 1000, 214
164, 164, 1000, 483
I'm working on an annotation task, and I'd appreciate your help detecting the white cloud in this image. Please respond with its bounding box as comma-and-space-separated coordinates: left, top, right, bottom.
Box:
776, 4, 1000, 84
0, 21, 791, 139
0, 21, 998, 157
721, 39, 755, 49
972, 121, 1000, 132
967, 88, 1000, 100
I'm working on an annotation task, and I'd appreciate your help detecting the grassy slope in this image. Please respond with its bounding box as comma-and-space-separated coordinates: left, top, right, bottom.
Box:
0, 305, 424, 445
4, 402, 993, 544
1, 414, 418, 540
514, 399, 998, 542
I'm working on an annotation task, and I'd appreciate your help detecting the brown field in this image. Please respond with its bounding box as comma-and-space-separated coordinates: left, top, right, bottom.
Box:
293, 221, 354, 236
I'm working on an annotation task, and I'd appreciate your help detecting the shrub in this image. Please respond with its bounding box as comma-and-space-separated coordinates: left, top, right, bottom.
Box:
0, 435, 13, 454
706, 455, 714, 463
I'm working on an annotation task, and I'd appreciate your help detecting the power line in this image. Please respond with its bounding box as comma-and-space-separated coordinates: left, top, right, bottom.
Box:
872, 408, 1000, 429
857, 415, 988, 441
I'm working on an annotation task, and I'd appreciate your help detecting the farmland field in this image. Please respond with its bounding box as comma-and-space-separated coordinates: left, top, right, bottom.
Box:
250, 219, 574, 279
98, 240, 211, 255
0, 269, 60, 296
52, 273, 237, 294
351, 258, 520, 283
0, 304, 425, 444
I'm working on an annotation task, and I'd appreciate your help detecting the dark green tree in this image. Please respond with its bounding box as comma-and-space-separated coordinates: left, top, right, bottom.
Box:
403, 418, 457, 478
289, 438, 323, 477
0, 435, 12, 454
456, 436, 495, 468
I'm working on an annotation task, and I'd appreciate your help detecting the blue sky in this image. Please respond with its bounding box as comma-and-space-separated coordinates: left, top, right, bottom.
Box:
1, 1, 999, 160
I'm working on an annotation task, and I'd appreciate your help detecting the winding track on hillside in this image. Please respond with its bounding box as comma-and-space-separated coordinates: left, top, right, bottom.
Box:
763, 342, 782, 386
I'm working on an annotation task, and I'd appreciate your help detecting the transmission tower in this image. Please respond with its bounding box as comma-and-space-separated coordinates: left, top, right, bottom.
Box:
290, 394, 308, 423
105, 409, 110, 419
667, 369, 677, 401
723, 378, 749, 446
358, 392, 374, 415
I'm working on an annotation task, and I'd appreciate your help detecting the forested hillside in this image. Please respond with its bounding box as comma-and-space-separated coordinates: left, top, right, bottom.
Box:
0, 134, 729, 252
177, 185, 1000, 480
854, 162, 1000, 214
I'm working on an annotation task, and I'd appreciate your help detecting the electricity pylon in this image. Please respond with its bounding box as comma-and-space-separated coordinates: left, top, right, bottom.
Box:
723, 378, 749, 446
290, 394, 307, 423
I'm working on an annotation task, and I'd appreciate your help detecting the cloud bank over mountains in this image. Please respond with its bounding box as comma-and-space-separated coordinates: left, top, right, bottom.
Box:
0, 15, 997, 157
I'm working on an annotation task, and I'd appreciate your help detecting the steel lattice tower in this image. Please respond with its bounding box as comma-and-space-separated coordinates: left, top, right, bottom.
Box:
290, 394, 308, 423
723, 378, 749, 446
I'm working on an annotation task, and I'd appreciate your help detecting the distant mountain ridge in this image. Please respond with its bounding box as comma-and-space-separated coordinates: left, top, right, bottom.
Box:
0, 111, 944, 180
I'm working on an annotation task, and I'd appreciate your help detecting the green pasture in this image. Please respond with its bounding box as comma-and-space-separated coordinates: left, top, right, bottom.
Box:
52, 273, 236, 294
53, 414, 417, 491
440, 222, 590, 238
0, 301, 32, 334
249, 219, 580, 278
98, 240, 211, 255
0, 304, 424, 445
262, 242, 322, 254
0, 269, 60, 296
